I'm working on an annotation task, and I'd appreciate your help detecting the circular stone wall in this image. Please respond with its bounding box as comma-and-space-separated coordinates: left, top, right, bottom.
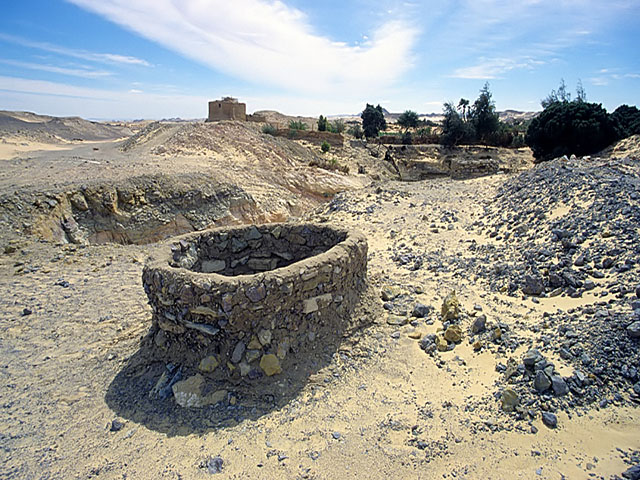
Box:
142, 223, 367, 379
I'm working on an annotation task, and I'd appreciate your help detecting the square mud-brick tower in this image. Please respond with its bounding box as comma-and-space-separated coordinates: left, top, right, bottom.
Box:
207, 97, 247, 122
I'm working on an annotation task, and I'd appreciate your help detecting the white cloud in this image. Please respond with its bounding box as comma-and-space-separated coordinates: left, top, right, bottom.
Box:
451, 57, 544, 79
66, 0, 419, 95
0, 33, 151, 67
0, 58, 112, 78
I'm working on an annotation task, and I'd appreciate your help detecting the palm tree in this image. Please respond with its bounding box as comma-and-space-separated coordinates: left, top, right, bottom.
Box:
457, 98, 469, 122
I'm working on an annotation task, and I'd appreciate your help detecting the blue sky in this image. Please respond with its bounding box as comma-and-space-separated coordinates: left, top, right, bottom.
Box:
0, 0, 638, 119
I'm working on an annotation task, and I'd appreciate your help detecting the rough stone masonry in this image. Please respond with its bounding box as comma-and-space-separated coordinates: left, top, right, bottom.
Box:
142, 223, 368, 380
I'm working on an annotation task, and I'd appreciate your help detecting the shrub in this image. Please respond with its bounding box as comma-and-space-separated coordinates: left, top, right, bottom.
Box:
398, 110, 419, 131
321, 141, 331, 153
525, 101, 619, 162
361, 104, 387, 138
331, 119, 345, 134
261, 124, 277, 135
348, 124, 364, 139
611, 105, 640, 137
289, 120, 307, 131
317, 115, 328, 132
401, 131, 413, 145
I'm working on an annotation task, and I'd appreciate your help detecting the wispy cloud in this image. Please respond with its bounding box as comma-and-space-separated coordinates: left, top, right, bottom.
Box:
66, 0, 419, 95
0, 32, 151, 67
451, 57, 544, 80
0, 58, 112, 79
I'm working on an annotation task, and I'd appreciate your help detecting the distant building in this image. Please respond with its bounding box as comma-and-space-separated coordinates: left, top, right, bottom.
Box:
207, 97, 247, 122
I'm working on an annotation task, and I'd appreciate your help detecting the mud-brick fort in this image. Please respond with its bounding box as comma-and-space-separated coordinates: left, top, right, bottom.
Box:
207, 97, 247, 122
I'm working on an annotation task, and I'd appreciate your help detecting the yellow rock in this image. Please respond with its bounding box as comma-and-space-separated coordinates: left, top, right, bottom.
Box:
247, 336, 262, 350
408, 330, 423, 340
436, 335, 449, 352
203, 389, 227, 405
198, 355, 219, 373
441, 291, 460, 321
473, 340, 483, 351
444, 325, 463, 343
260, 354, 282, 376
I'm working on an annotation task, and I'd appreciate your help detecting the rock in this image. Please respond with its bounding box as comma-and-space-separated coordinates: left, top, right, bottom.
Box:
441, 291, 460, 321
381, 286, 401, 301
444, 325, 463, 343
332, 432, 342, 440
257, 329, 272, 346
231, 341, 246, 364
636, 285, 640, 299
110, 419, 124, 432
522, 274, 544, 296
245, 283, 266, 302
419, 334, 436, 353
412, 303, 431, 318
408, 330, 422, 340
247, 336, 262, 350
21, 308, 32, 316
172, 374, 227, 408
204, 456, 224, 474
387, 314, 407, 326
541, 412, 557, 429
260, 354, 282, 376
622, 464, 640, 480
245, 349, 261, 363
470, 314, 486, 334
198, 356, 219, 373
201, 259, 225, 273
472, 340, 483, 351
491, 327, 502, 341
551, 376, 569, 396
534, 371, 552, 392
276, 338, 290, 359
628, 321, 640, 338
238, 361, 251, 377
435, 335, 449, 352
501, 388, 519, 412
523, 348, 543, 368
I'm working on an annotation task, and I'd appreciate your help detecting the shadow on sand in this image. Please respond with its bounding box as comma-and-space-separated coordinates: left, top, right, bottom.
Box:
104, 325, 349, 436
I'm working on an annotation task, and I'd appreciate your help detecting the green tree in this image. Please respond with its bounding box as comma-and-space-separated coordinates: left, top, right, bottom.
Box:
469, 82, 500, 144
612, 105, 640, 137
321, 141, 331, 153
317, 115, 328, 132
541, 79, 572, 108
525, 101, 619, 162
397, 110, 419, 132
361, 103, 387, 138
441, 102, 467, 147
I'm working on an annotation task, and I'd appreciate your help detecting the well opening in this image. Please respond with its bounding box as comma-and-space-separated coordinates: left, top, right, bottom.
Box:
170, 224, 347, 276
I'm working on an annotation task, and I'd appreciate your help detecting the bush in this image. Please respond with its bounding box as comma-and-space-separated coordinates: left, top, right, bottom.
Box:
611, 105, 640, 137
331, 119, 345, 134
525, 101, 619, 162
401, 131, 413, 145
317, 115, 328, 132
348, 124, 364, 139
321, 141, 331, 153
361, 104, 387, 138
398, 110, 419, 131
289, 120, 307, 131
261, 124, 277, 135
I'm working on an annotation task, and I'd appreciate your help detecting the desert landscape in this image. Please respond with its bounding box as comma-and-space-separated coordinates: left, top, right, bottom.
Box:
0, 105, 639, 480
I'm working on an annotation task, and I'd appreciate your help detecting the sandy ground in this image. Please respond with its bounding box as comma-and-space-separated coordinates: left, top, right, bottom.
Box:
1, 173, 638, 480
0, 122, 638, 479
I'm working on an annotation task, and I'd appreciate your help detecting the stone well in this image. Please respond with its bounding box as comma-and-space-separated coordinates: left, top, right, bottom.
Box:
142, 223, 367, 379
